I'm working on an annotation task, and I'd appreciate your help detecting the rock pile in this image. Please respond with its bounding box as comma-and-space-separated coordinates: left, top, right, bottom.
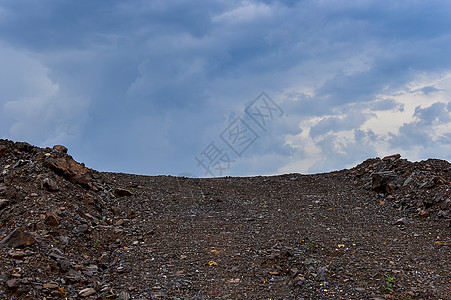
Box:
352, 154, 451, 219
0, 139, 132, 299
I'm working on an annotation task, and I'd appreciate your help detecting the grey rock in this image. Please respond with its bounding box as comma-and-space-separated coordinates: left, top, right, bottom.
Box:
7, 279, 21, 289
41, 178, 59, 191
316, 266, 325, 281
119, 291, 131, 300
394, 218, 410, 225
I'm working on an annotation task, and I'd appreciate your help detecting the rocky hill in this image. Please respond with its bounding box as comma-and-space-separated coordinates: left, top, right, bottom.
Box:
0, 139, 450, 299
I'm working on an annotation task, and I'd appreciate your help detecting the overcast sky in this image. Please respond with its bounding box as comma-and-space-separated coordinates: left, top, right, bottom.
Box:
1, 0, 450, 177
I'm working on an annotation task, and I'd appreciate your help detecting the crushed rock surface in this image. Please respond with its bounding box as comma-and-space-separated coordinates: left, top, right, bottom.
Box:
0, 139, 450, 299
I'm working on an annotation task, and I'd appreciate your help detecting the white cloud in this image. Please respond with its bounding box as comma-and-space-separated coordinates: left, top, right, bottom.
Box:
0, 44, 89, 147
212, 1, 273, 24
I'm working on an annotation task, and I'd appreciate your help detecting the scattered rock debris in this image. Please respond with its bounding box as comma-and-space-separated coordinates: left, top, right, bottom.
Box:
0, 140, 450, 299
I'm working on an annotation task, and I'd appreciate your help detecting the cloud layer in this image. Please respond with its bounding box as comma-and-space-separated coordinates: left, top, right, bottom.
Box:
0, 0, 450, 176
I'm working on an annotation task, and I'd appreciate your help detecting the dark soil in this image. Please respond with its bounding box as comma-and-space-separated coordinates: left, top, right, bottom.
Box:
0, 139, 450, 299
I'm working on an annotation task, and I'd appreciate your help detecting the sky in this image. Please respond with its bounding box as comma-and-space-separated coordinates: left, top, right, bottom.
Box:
1, 0, 451, 177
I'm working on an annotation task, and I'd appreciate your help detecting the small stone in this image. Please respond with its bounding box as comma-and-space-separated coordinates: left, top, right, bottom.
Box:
41, 178, 59, 191
30, 193, 39, 197
57, 259, 72, 273
43, 283, 59, 289
114, 188, 132, 197
440, 199, 451, 210
294, 274, 306, 282
418, 209, 429, 217
0, 199, 10, 210
382, 154, 401, 161
316, 266, 325, 281
394, 218, 410, 225
118, 291, 131, 300
79, 287, 96, 297
52, 145, 68, 153
113, 228, 124, 235
73, 224, 89, 234
111, 206, 122, 215
385, 183, 394, 194
7, 279, 21, 289
44, 214, 60, 226
8, 250, 27, 259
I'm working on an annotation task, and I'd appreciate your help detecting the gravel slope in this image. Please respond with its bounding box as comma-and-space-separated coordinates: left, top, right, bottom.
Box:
0, 139, 450, 299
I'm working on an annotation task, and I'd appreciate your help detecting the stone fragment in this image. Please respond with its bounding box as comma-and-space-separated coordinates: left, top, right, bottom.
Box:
114, 188, 133, 197
6, 279, 21, 289
8, 250, 27, 259
73, 224, 89, 234
418, 209, 429, 217
316, 266, 325, 281
118, 291, 131, 300
41, 178, 59, 191
382, 154, 401, 161
0, 228, 37, 248
0, 199, 10, 210
372, 171, 399, 193
294, 274, 306, 283
0, 144, 9, 157
79, 287, 96, 297
43, 283, 59, 289
394, 218, 410, 225
111, 206, 122, 215
57, 259, 72, 273
385, 183, 394, 194
440, 199, 451, 210
44, 213, 60, 226
44, 156, 91, 187
52, 145, 68, 153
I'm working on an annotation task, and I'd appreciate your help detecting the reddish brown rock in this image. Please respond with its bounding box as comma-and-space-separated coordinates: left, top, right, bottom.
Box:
0, 228, 37, 248
114, 188, 133, 197
52, 145, 68, 153
44, 213, 60, 227
382, 154, 401, 161
44, 156, 91, 187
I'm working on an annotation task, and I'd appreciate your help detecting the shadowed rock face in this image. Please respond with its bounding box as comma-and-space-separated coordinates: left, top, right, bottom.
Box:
0, 139, 450, 299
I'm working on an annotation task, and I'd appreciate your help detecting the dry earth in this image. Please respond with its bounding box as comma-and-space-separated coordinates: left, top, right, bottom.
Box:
0, 139, 450, 299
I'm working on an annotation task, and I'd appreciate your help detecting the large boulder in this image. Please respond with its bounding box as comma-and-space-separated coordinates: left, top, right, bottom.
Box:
44, 156, 92, 188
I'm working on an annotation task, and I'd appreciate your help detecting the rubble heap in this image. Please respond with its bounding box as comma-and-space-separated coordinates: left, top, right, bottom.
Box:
352, 154, 451, 219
